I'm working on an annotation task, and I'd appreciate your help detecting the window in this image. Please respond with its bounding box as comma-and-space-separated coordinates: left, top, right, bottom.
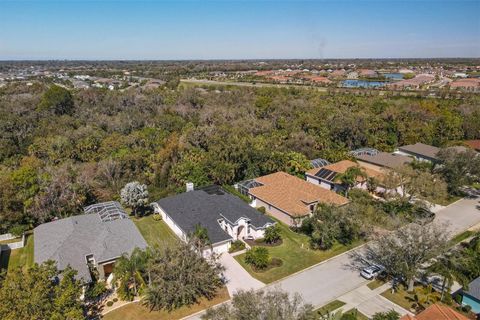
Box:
309, 204, 315, 212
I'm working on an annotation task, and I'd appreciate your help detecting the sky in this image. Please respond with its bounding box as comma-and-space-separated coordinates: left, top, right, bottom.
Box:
0, 0, 479, 60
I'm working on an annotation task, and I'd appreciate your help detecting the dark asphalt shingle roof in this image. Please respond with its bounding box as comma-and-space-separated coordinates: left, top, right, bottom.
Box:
464, 276, 480, 300
34, 204, 147, 283
156, 186, 274, 245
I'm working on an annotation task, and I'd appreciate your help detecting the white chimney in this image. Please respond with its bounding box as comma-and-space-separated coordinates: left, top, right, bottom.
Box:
186, 182, 194, 192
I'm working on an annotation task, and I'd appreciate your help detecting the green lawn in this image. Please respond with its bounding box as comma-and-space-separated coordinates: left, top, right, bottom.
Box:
381, 286, 416, 312
0, 233, 34, 273
367, 279, 386, 290
102, 287, 230, 320
234, 221, 364, 283
344, 308, 369, 320
132, 215, 179, 248
450, 230, 474, 245
316, 300, 346, 315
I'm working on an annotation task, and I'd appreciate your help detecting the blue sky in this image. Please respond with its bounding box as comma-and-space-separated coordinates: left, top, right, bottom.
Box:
0, 0, 479, 60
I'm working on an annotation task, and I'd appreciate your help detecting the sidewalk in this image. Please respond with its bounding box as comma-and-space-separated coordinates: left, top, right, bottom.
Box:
332, 283, 414, 318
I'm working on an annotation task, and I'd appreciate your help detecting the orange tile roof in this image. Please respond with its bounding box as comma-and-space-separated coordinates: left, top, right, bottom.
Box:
400, 303, 470, 320
306, 160, 384, 182
465, 140, 480, 151
249, 172, 349, 217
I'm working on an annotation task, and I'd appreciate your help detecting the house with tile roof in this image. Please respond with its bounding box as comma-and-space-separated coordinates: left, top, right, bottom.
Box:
34, 201, 148, 283
465, 140, 480, 152
305, 159, 384, 193
152, 185, 274, 255
247, 172, 349, 226
400, 303, 469, 320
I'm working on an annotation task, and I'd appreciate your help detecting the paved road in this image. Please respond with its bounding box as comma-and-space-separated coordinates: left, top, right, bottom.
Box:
434, 197, 480, 235
185, 197, 480, 319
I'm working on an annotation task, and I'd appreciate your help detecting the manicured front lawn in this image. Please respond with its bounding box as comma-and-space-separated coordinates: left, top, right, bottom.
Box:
367, 279, 386, 290
316, 300, 346, 315
0, 233, 34, 273
234, 221, 364, 283
102, 287, 229, 320
132, 215, 179, 248
381, 284, 438, 313
344, 308, 369, 320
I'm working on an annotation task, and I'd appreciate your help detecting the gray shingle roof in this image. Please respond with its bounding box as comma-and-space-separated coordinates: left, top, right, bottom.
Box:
398, 143, 441, 160
34, 204, 147, 283
356, 151, 412, 169
156, 186, 274, 245
464, 276, 480, 300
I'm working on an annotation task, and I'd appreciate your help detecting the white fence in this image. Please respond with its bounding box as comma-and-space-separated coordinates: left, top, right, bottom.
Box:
0, 233, 25, 251
0, 233, 16, 242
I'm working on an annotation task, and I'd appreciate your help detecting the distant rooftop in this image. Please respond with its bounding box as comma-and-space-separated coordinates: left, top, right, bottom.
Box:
356, 151, 412, 169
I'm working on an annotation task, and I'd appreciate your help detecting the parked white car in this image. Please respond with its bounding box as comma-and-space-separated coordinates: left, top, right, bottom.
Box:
360, 264, 385, 280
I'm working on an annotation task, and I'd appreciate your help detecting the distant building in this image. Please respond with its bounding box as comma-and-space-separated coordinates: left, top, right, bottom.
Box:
388, 74, 435, 90
395, 143, 469, 163
358, 69, 377, 78
464, 140, 480, 152
355, 151, 412, 171
450, 78, 480, 92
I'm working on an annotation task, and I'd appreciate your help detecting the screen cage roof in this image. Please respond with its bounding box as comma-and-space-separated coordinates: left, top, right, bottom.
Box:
310, 158, 331, 168
350, 148, 379, 157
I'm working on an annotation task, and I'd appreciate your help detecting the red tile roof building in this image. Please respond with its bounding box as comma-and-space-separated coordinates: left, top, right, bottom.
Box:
400, 304, 469, 320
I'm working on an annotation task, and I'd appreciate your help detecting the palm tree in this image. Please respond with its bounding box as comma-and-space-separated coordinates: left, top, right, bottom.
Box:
113, 248, 148, 300
337, 166, 367, 197
427, 253, 468, 301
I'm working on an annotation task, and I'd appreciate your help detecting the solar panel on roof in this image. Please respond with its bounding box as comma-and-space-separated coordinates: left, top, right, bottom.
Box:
314, 168, 337, 182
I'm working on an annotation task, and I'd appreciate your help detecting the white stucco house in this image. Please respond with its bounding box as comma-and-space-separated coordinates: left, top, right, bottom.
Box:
152, 185, 274, 254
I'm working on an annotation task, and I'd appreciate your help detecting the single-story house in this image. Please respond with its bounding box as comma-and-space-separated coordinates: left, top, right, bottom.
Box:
34, 201, 148, 283
152, 185, 274, 255
305, 159, 384, 193
355, 151, 413, 171
394, 143, 469, 163
462, 276, 480, 314
400, 303, 469, 320
246, 172, 349, 226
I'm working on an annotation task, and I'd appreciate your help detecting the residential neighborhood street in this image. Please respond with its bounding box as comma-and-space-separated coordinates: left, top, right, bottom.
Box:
185, 196, 480, 319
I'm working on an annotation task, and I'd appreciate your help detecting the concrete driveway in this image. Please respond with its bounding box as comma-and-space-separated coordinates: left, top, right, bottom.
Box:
220, 252, 264, 296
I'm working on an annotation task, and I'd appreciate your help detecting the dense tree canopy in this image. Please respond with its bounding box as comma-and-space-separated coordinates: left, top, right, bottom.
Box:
0, 82, 479, 232
0, 262, 84, 320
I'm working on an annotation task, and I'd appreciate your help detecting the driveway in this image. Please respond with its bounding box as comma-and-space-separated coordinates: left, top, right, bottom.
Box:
220, 253, 264, 296
185, 197, 480, 319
